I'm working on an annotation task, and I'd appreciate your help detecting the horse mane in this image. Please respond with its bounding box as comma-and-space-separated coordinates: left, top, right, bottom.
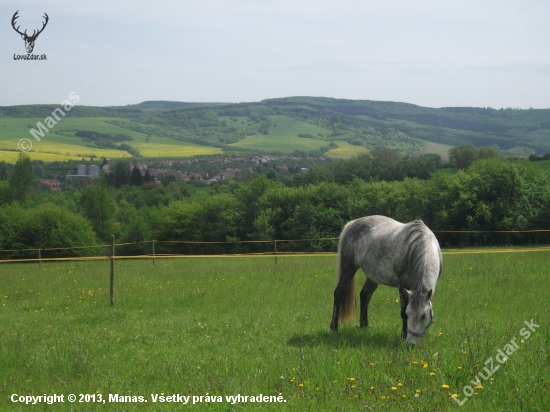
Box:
405, 220, 431, 309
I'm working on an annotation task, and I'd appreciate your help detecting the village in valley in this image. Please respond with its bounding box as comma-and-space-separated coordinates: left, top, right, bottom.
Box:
37, 153, 322, 191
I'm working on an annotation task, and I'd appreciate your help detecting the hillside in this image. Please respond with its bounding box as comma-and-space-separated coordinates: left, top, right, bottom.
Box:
1, 97, 549, 162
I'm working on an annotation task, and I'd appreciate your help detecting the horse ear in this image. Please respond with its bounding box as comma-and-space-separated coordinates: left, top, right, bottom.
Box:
426, 289, 432, 300
404, 289, 412, 297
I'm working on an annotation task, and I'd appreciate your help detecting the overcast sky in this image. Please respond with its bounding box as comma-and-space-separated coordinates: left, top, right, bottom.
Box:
1, 0, 549, 108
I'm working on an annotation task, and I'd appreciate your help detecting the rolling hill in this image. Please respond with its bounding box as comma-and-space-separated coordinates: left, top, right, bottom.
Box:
1, 97, 549, 163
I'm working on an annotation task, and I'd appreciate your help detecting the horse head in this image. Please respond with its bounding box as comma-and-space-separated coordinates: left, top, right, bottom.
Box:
404, 288, 433, 346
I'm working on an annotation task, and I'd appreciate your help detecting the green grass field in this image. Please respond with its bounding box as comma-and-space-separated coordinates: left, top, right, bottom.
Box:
228, 115, 369, 158
0, 252, 548, 410
229, 115, 336, 154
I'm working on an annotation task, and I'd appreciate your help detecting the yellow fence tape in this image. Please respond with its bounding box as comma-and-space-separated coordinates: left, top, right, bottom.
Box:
2, 246, 550, 264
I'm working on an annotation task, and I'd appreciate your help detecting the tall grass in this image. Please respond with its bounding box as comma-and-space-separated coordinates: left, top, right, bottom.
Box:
0, 253, 548, 410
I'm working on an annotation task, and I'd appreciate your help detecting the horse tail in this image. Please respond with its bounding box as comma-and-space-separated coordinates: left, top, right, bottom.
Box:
336, 220, 356, 323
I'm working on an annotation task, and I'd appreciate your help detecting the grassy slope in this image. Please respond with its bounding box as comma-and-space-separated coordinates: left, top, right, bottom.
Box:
229, 115, 330, 152
0, 253, 548, 411
228, 115, 367, 157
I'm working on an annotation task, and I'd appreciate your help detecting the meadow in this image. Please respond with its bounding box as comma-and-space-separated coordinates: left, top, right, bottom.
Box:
227, 115, 363, 155
0, 251, 548, 411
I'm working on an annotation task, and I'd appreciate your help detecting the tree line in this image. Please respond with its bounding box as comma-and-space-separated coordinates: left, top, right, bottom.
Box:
1, 149, 550, 259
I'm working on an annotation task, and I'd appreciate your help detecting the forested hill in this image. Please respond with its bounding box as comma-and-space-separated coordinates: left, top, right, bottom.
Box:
2, 96, 550, 155
256, 97, 550, 154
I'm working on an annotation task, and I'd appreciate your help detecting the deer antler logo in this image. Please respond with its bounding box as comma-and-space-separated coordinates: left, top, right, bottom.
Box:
11, 11, 49, 54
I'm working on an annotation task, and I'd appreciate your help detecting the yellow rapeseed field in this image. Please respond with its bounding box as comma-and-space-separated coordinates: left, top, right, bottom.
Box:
324, 141, 369, 159
133, 143, 221, 157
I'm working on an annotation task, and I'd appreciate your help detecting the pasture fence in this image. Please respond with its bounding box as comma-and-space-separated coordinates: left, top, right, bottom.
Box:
3, 229, 550, 264
4, 232, 550, 307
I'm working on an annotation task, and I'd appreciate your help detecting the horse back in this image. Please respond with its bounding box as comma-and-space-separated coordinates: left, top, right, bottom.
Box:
339, 216, 440, 289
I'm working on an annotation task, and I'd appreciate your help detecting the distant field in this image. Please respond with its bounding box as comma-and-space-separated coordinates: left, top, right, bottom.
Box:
228, 115, 369, 158
224, 115, 333, 140
230, 134, 324, 153
0, 150, 126, 163
410, 141, 453, 161
0, 117, 222, 162
0, 115, 449, 163
229, 115, 334, 154
0, 139, 130, 163
324, 141, 369, 159
133, 142, 221, 158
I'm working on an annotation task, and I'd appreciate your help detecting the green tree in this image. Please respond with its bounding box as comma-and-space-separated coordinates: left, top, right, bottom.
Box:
143, 169, 153, 183
0, 203, 99, 257
0, 161, 7, 180
448, 144, 478, 169
112, 161, 131, 188
79, 182, 116, 240
8, 153, 35, 202
160, 174, 177, 187
0, 181, 10, 205
478, 146, 500, 159
130, 166, 143, 186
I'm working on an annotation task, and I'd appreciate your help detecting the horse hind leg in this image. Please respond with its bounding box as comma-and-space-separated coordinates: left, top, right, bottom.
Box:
330, 264, 358, 333
359, 278, 379, 328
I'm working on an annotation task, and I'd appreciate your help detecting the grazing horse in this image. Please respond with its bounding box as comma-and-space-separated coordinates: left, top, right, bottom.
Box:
330, 215, 442, 346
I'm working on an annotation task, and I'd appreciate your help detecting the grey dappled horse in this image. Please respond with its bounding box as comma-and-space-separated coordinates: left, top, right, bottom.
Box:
330, 215, 442, 346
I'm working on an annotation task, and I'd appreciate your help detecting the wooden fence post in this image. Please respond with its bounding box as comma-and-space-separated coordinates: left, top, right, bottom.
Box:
38, 248, 41, 268
110, 235, 115, 306
152, 240, 155, 266
273, 240, 278, 264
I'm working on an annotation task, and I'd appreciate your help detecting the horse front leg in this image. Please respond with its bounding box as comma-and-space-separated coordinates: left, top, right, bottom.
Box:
398, 287, 410, 340
359, 278, 379, 328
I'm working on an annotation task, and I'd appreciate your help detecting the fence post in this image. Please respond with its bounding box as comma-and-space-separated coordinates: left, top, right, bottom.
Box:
38, 248, 41, 268
152, 240, 155, 266
110, 235, 115, 306
273, 240, 278, 264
